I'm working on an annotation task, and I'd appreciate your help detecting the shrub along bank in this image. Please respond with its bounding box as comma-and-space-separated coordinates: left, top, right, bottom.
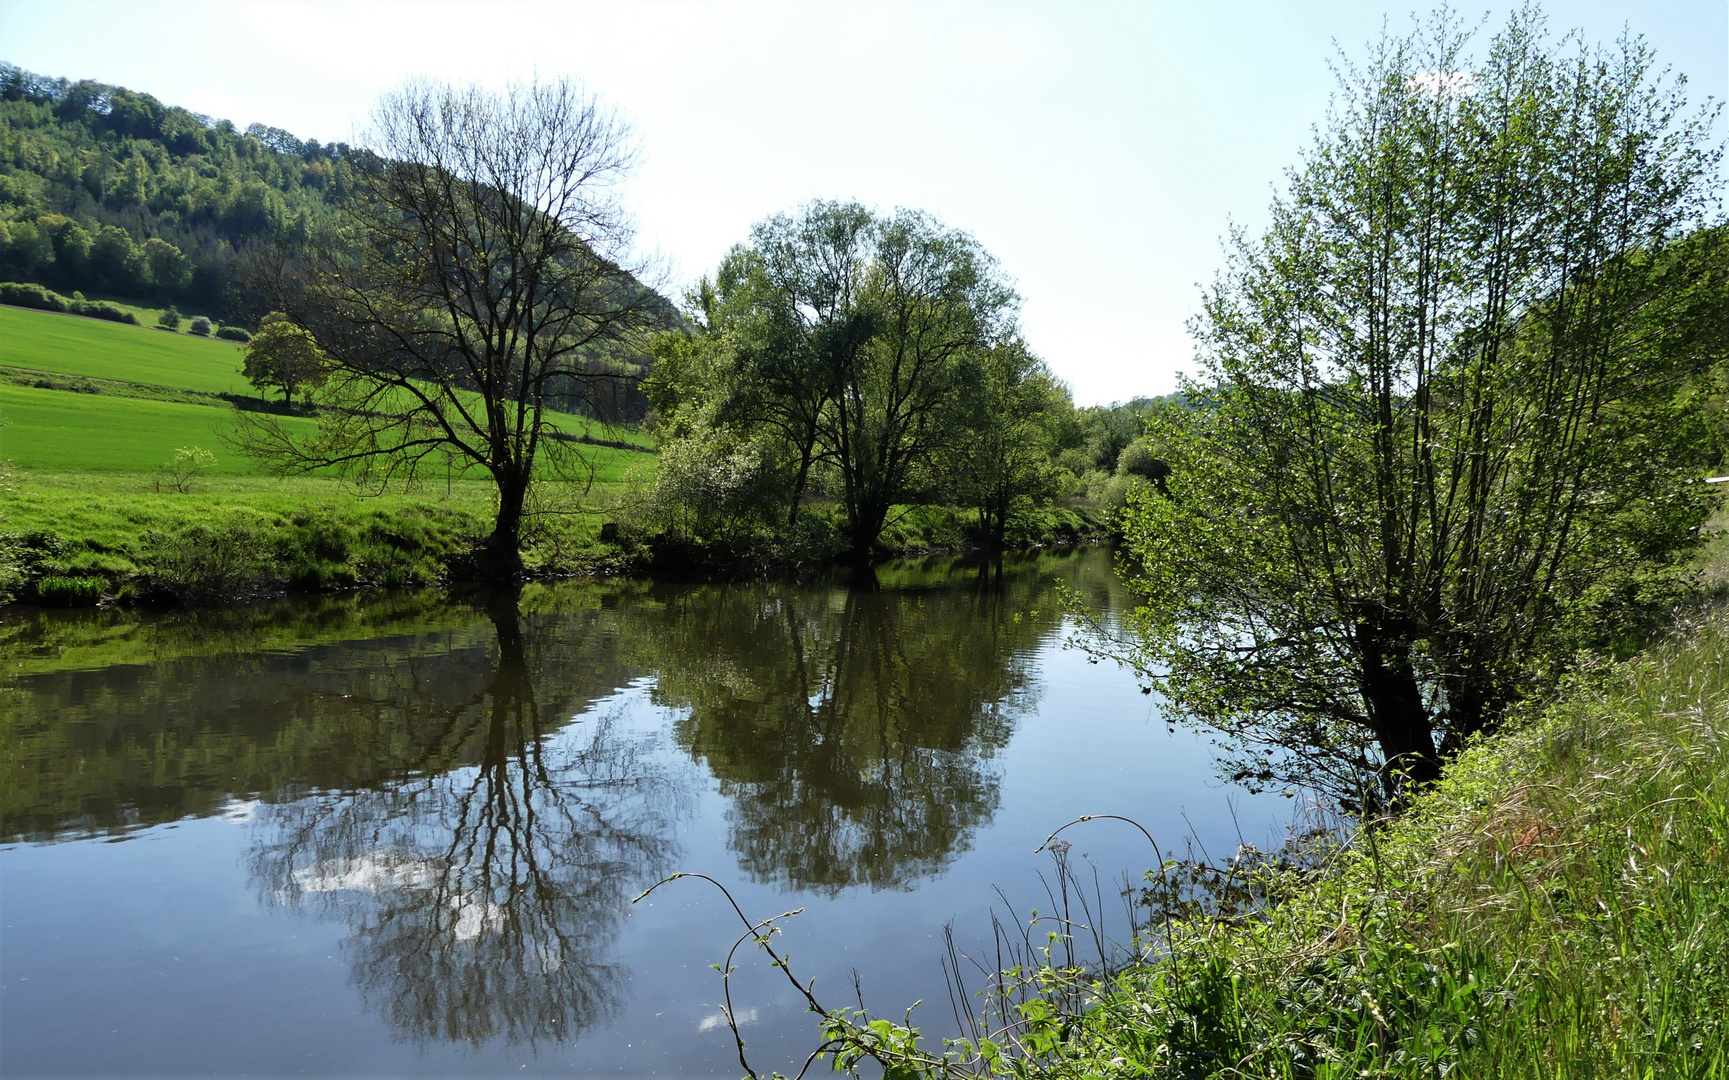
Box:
3, 497, 487, 607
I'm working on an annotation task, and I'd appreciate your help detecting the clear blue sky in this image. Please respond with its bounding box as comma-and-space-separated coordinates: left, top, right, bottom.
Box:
3, 0, 1723, 404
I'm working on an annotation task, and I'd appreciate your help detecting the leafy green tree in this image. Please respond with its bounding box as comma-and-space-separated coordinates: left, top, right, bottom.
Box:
141, 237, 191, 293
156, 304, 180, 330
1102, 11, 1725, 808
653, 201, 1027, 557
945, 339, 1065, 547
241, 314, 327, 404
87, 225, 145, 293
641, 427, 785, 549
107, 150, 153, 204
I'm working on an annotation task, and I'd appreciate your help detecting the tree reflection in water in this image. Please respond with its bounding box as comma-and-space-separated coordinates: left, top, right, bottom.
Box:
642, 556, 1063, 894
6, 551, 1116, 1048
251, 593, 687, 1048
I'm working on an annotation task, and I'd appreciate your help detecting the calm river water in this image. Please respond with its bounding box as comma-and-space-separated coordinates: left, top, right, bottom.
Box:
0, 547, 1285, 1078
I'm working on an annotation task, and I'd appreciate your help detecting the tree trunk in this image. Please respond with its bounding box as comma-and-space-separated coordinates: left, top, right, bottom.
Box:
1357, 630, 1440, 807
847, 497, 889, 562
481, 470, 529, 581
1437, 675, 1501, 758
787, 443, 815, 527
986, 494, 1009, 550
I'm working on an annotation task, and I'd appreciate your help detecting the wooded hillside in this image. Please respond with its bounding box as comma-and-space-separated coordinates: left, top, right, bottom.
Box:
0, 62, 353, 314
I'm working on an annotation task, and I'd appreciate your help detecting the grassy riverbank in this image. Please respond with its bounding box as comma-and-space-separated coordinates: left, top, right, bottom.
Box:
804, 529, 1729, 1077
1065, 607, 1729, 1076
2, 304, 1105, 605
0, 304, 653, 603
926, 561, 1721, 1077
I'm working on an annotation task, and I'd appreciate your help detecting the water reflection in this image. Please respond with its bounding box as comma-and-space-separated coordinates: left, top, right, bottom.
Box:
1, 550, 1120, 1057
0, 588, 644, 841
250, 594, 684, 1047
638, 557, 1059, 893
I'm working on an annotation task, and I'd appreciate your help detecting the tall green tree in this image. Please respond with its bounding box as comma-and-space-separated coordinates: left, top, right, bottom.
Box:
1103, 10, 1725, 808
650, 201, 1027, 557
945, 340, 1064, 548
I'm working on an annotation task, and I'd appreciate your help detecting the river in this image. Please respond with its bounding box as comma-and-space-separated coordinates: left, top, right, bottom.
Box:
0, 547, 1286, 1077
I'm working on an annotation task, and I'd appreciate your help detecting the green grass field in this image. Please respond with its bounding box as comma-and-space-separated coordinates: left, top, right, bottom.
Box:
1, 304, 252, 394
1, 381, 318, 473
0, 304, 652, 475
1, 304, 656, 600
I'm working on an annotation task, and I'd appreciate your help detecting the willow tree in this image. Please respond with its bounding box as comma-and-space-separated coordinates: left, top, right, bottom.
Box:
1106, 10, 1724, 808
236, 79, 661, 577
648, 201, 1024, 557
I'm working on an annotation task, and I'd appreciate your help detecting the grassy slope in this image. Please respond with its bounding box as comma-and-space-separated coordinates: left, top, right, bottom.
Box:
1048, 602, 1729, 1076
1, 304, 655, 599
0, 305, 654, 462
0, 305, 252, 393
1, 382, 320, 473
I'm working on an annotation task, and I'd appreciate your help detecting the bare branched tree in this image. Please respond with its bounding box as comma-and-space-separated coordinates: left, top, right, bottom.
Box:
235, 79, 664, 577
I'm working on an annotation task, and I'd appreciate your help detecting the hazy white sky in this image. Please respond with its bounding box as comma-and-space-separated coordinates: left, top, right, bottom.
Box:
2, 1, 1723, 404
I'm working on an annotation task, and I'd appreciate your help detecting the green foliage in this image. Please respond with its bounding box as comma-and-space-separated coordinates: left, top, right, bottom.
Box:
129, 505, 484, 602
156, 304, 180, 330
157, 445, 214, 493
32, 573, 105, 606
1113, 438, 1167, 484
643, 428, 784, 547
240, 313, 326, 403
0, 62, 352, 314
651, 201, 1074, 557
0, 279, 137, 323
1105, 12, 1725, 805
214, 324, 250, 342
946, 340, 1067, 547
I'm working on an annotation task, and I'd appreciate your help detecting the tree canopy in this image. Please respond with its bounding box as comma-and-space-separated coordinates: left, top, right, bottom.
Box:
647, 201, 1069, 558
0, 62, 356, 314
1101, 9, 1727, 808
241, 313, 328, 404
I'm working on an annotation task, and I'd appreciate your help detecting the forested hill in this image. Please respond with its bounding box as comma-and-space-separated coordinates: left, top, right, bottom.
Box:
0, 62, 357, 315
0, 62, 679, 341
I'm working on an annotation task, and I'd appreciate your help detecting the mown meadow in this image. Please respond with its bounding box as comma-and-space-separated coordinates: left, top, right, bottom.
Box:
1, 304, 656, 603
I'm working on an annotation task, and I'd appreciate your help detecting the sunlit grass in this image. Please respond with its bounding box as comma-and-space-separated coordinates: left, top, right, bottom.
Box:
1056, 605, 1729, 1077
1, 304, 251, 393
1, 381, 316, 473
